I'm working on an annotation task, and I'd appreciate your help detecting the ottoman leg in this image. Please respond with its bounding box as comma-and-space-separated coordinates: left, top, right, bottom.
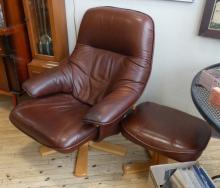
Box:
122, 151, 169, 175
122, 161, 152, 175
148, 150, 169, 164
39, 145, 57, 157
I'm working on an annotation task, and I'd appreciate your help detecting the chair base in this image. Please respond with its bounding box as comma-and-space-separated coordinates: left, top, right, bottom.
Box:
89, 141, 127, 156
122, 151, 175, 175
39, 141, 127, 177
75, 143, 89, 177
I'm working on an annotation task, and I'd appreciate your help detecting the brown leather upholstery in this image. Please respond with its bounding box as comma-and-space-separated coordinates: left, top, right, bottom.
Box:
10, 94, 97, 152
9, 7, 155, 152
121, 102, 211, 161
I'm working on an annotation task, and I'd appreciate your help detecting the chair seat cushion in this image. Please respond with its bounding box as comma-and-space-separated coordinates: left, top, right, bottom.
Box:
10, 94, 98, 153
121, 102, 211, 161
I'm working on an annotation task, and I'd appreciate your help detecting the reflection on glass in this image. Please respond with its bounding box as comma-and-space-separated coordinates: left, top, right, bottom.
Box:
31, 0, 54, 56
0, 4, 5, 28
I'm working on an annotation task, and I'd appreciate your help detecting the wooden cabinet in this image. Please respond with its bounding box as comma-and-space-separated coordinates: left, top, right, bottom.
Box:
0, 58, 9, 91
0, 34, 8, 91
0, 0, 32, 105
23, 0, 68, 76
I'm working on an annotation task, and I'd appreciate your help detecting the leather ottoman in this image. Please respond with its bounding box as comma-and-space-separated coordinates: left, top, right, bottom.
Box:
121, 102, 211, 174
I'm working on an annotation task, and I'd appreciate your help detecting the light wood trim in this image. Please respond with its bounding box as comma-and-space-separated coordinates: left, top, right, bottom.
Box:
48, 0, 68, 61
39, 145, 57, 157
22, 0, 39, 59
89, 141, 127, 156
74, 143, 88, 177
34, 54, 56, 62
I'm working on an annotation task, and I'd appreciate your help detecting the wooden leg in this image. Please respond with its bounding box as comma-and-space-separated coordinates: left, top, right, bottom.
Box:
158, 153, 169, 164
148, 150, 159, 164
89, 141, 127, 156
74, 143, 88, 177
123, 161, 152, 175
39, 145, 57, 157
122, 151, 170, 175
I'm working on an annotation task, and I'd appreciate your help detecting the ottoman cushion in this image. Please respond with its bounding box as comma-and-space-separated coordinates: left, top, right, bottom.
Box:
121, 102, 211, 161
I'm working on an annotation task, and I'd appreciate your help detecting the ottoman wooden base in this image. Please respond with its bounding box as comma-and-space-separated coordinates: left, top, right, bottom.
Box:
123, 150, 175, 175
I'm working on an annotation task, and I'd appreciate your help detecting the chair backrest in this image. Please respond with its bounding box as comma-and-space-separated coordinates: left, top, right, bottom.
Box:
69, 7, 154, 105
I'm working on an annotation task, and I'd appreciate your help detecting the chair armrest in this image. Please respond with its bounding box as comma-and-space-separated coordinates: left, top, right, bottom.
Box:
83, 87, 139, 126
23, 61, 72, 98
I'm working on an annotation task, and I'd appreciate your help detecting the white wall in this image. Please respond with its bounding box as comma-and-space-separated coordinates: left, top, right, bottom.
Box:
65, 0, 220, 117
65, 0, 77, 53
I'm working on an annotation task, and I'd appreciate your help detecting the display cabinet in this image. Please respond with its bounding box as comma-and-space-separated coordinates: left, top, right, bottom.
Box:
0, 0, 32, 106
23, 0, 69, 77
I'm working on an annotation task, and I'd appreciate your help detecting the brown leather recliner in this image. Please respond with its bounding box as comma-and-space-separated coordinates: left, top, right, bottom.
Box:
9, 7, 154, 176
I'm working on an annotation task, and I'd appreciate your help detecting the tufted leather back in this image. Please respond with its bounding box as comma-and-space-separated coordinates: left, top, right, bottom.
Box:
66, 7, 154, 106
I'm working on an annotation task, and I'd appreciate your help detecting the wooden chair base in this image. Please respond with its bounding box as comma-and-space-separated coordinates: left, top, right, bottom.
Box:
39, 141, 127, 177
122, 151, 173, 175
74, 143, 88, 177
89, 141, 127, 156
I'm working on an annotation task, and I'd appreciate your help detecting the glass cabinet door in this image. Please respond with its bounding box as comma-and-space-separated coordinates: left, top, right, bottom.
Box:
29, 0, 54, 56
0, 1, 5, 28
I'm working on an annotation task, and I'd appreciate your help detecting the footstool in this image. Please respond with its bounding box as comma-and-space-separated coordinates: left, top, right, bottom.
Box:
121, 102, 211, 174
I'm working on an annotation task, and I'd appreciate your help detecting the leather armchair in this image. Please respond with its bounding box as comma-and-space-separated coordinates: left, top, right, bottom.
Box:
10, 7, 154, 176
